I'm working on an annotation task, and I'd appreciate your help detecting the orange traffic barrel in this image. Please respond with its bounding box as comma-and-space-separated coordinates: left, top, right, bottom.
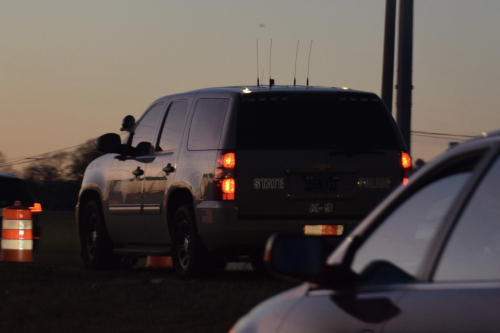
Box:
1, 201, 33, 262
146, 256, 173, 268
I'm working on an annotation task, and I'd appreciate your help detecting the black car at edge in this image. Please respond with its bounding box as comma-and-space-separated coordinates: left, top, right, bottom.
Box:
231, 130, 500, 333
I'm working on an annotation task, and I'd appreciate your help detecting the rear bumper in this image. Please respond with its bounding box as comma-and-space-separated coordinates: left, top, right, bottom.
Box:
195, 201, 360, 253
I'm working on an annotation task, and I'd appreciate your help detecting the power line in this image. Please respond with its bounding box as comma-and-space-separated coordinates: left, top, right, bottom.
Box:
0, 133, 128, 168
0, 147, 98, 168
2, 142, 92, 164
411, 130, 475, 138
2, 145, 94, 165
412, 133, 468, 141
411, 130, 474, 142
0, 130, 477, 169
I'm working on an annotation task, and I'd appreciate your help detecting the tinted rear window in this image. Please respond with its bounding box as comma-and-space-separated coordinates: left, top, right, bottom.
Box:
237, 93, 400, 150
188, 98, 229, 150
0, 178, 34, 208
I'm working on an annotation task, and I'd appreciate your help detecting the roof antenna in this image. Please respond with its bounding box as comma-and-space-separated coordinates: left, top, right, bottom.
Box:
269, 39, 274, 88
294, 40, 299, 87
256, 39, 260, 86
307, 40, 313, 88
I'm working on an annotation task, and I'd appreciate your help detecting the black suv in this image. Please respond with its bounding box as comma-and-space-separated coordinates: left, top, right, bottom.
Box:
77, 85, 409, 278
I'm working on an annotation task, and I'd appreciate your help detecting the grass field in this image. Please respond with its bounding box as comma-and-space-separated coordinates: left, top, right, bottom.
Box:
1, 212, 299, 333
34, 211, 81, 265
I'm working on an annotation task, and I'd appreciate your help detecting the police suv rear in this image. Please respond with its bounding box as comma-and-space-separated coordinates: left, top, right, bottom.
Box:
77, 85, 410, 278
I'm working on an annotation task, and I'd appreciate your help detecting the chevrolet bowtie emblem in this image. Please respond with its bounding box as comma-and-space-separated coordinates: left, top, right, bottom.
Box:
313, 163, 332, 171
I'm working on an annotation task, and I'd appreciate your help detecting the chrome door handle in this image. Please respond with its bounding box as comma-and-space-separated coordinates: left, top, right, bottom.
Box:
132, 166, 144, 177
162, 163, 175, 175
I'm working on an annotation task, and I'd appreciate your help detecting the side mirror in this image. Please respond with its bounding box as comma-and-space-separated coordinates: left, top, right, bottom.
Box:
120, 115, 135, 132
264, 234, 328, 281
96, 133, 122, 154
135, 141, 153, 156
264, 234, 359, 288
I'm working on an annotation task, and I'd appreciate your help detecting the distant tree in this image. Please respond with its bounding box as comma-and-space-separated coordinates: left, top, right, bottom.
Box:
68, 139, 104, 183
22, 152, 75, 210
23, 152, 69, 185
21, 138, 105, 210
0, 151, 14, 173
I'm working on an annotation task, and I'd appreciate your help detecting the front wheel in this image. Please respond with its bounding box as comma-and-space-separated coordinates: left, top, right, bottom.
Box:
80, 200, 121, 270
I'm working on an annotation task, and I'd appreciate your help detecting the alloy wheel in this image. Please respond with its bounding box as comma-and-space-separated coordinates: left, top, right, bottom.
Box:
86, 212, 97, 260
177, 220, 191, 269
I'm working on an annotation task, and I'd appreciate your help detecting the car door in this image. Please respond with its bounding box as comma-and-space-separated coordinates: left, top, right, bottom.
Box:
106, 102, 166, 244
276, 151, 484, 333
382, 151, 500, 333
142, 100, 189, 244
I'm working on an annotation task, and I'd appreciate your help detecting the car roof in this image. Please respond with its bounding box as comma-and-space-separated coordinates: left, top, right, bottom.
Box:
182, 85, 365, 94
151, 85, 372, 103
471, 129, 500, 140
0, 172, 22, 179
443, 129, 500, 155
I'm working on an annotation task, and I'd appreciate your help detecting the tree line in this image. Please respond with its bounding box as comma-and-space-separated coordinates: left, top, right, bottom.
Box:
0, 139, 104, 211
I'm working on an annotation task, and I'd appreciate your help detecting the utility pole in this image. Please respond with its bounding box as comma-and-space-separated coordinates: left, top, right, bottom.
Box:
381, 0, 397, 112
396, 0, 414, 153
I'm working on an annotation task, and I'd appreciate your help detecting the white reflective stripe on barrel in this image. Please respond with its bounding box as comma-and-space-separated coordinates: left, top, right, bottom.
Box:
1, 239, 33, 250
2, 220, 33, 230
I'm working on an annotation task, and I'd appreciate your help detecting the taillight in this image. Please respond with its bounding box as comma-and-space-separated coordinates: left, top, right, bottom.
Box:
222, 179, 235, 200
214, 151, 235, 200
401, 152, 412, 169
29, 203, 42, 213
222, 153, 235, 169
401, 151, 412, 184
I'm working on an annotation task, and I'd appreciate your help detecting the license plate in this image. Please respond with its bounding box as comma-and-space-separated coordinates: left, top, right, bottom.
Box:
304, 225, 344, 236
305, 176, 337, 192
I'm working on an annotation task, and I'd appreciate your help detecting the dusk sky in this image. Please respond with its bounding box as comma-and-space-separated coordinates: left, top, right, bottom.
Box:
1, 0, 499, 172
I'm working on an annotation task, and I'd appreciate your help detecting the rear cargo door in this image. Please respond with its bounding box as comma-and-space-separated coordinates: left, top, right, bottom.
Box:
235, 92, 403, 220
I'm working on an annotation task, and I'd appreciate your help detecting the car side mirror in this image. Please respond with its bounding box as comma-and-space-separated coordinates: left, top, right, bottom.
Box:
264, 234, 328, 282
96, 133, 122, 154
135, 141, 153, 155
357, 260, 416, 286
264, 234, 359, 288
120, 115, 135, 132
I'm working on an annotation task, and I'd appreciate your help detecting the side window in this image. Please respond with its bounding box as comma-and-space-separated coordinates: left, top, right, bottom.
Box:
188, 98, 229, 150
434, 156, 500, 282
131, 103, 165, 155
351, 170, 473, 285
157, 101, 188, 152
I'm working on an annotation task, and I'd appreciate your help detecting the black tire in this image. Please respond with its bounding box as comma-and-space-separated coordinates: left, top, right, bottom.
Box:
172, 204, 220, 279
171, 204, 202, 278
80, 200, 121, 270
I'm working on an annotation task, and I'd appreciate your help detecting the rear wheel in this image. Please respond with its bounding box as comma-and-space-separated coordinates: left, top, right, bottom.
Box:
80, 200, 121, 269
172, 205, 204, 279
171, 204, 224, 278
